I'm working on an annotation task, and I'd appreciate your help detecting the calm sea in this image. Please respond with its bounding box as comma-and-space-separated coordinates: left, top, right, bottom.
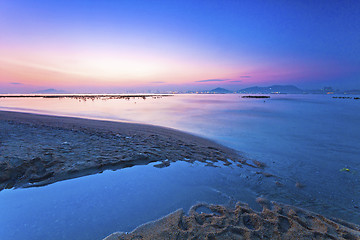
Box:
1, 94, 359, 240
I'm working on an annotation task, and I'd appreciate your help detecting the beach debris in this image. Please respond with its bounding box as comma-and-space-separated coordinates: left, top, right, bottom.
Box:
340, 167, 350, 172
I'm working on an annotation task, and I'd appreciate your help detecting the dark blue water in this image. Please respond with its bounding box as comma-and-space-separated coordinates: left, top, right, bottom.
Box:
1, 94, 360, 239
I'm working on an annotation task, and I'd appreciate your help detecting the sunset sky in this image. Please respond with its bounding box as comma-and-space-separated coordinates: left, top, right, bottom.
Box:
0, 0, 359, 93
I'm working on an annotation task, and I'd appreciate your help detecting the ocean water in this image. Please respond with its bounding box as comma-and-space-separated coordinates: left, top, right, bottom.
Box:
1, 94, 360, 239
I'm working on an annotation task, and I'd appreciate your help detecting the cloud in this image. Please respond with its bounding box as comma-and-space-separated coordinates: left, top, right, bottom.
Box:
240, 76, 251, 78
9, 82, 23, 85
230, 80, 242, 83
150, 81, 165, 84
195, 79, 229, 83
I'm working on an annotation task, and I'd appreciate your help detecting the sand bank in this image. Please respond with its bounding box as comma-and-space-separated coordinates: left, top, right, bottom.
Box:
105, 199, 360, 240
0, 110, 248, 191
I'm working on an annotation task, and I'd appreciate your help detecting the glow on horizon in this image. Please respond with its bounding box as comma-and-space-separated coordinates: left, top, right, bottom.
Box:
0, 53, 352, 93
0, 0, 359, 93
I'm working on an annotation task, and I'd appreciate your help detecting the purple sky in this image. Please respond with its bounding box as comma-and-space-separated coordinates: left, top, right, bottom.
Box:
0, 0, 359, 93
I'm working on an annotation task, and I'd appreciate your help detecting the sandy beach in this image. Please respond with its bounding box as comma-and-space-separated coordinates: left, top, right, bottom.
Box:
2, 110, 360, 239
0, 110, 246, 191
105, 200, 360, 240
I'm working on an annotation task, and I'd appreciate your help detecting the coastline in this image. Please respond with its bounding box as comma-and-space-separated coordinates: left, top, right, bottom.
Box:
1, 110, 360, 239
0, 110, 247, 191
105, 200, 360, 240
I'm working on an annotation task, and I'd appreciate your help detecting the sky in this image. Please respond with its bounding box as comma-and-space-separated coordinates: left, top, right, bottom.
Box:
0, 0, 359, 93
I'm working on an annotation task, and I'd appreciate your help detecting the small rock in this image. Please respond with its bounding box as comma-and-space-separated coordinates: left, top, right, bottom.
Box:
275, 181, 283, 186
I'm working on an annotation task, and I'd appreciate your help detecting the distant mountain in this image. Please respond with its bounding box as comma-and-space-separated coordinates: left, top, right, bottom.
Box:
33, 88, 67, 94
237, 85, 303, 94
209, 87, 232, 93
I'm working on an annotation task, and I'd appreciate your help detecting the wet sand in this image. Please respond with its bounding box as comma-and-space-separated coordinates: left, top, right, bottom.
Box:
0, 110, 247, 191
2, 110, 360, 239
105, 200, 360, 240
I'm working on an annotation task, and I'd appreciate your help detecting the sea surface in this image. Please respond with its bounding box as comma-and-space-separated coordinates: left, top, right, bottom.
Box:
1, 94, 360, 240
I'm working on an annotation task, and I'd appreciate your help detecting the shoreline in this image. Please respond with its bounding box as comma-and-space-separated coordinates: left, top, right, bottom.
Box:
105, 200, 360, 239
1, 110, 360, 239
0, 110, 249, 191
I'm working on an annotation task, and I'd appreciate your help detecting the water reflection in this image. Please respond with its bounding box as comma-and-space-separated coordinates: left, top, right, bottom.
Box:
0, 162, 257, 240
0, 94, 360, 238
